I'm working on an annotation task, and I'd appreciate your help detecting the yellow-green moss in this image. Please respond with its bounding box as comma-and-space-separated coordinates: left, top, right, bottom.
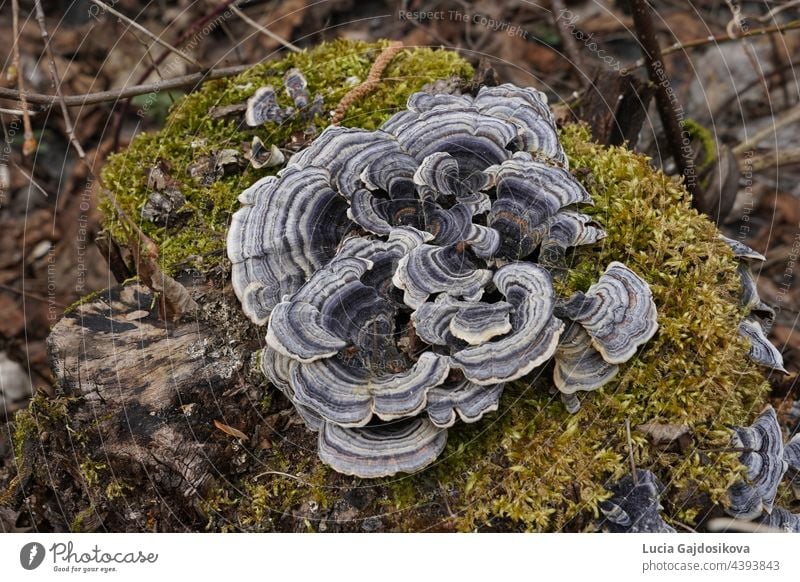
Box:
105, 479, 132, 501
70, 506, 97, 533
12, 395, 68, 464
202, 461, 329, 532
683, 118, 717, 174
79, 459, 107, 488
100, 40, 473, 273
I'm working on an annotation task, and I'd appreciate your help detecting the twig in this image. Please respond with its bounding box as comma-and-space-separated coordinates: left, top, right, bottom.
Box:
13, 163, 50, 199
86, 0, 204, 69
0, 106, 40, 116
253, 470, 314, 487
0, 284, 67, 308
550, 0, 588, 81
331, 42, 404, 125
713, 57, 800, 117
748, 148, 800, 171
0, 64, 252, 108
110, 0, 240, 149
742, 42, 771, 106
629, 0, 698, 198
33, 0, 85, 160
10, 0, 36, 156
758, 0, 800, 22
732, 102, 800, 155
230, 5, 301, 53
625, 417, 638, 485
672, 520, 698, 533
706, 517, 785, 533
625, 19, 800, 72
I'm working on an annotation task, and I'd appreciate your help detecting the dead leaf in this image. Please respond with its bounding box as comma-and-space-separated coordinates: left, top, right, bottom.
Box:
213, 419, 249, 442
128, 229, 198, 321
636, 423, 692, 449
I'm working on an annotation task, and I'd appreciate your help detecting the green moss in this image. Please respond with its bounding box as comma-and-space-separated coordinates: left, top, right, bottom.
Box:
79, 459, 107, 488
202, 461, 329, 532
100, 40, 473, 273
63, 288, 107, 316
683, 118, 718, 187
12, 395, 68, 464
105, 479, 132, 501
70, 506, 97, 533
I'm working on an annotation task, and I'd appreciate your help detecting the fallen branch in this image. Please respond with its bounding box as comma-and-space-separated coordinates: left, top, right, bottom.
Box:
732, 102, 800, 155
0, 64, 252, 108
748, 148, 800, 171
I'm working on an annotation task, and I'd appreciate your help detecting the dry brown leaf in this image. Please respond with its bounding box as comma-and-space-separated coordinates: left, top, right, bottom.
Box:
128, 230, 197, 321
636, 423, 692, 448
213, 419, 249, 442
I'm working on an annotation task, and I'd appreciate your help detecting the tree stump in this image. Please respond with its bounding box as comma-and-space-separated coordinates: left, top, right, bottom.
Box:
5, 277, 453, 532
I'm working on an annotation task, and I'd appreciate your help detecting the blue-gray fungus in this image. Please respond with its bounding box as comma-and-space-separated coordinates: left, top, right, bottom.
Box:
599, 470, 676, 533
726, 406, 788, 520
721, 235, 787, 373
228, 84, 667, 477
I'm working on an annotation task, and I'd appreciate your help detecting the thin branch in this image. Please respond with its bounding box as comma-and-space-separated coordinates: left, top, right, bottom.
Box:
0, 283, 67, 308
111, 0, 240, 149
331, 41, 404, 125
748, 147, 800, 171
33, 0, 85, 159
253, 470, 314, 487
625, 19, 800, 72
629, 0, 698, 198
87, 0, 204, 69
550, 0, 588, 81
11, 0, 36, 156
672, 520, 698, 533
0, 106, 37, 116
0, 64, 251, 108
732, 101, 800, 155
713, 57, 800, 117
757, 0, 800, 22
230, 5, 301, 53
625, 417, 638, 485
13, 162, 50, 199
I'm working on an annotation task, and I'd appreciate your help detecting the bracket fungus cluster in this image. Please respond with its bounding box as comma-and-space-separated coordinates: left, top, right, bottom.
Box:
228, 84, 660, 477
721, 235, 786, 373
726, 406, 798, 523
